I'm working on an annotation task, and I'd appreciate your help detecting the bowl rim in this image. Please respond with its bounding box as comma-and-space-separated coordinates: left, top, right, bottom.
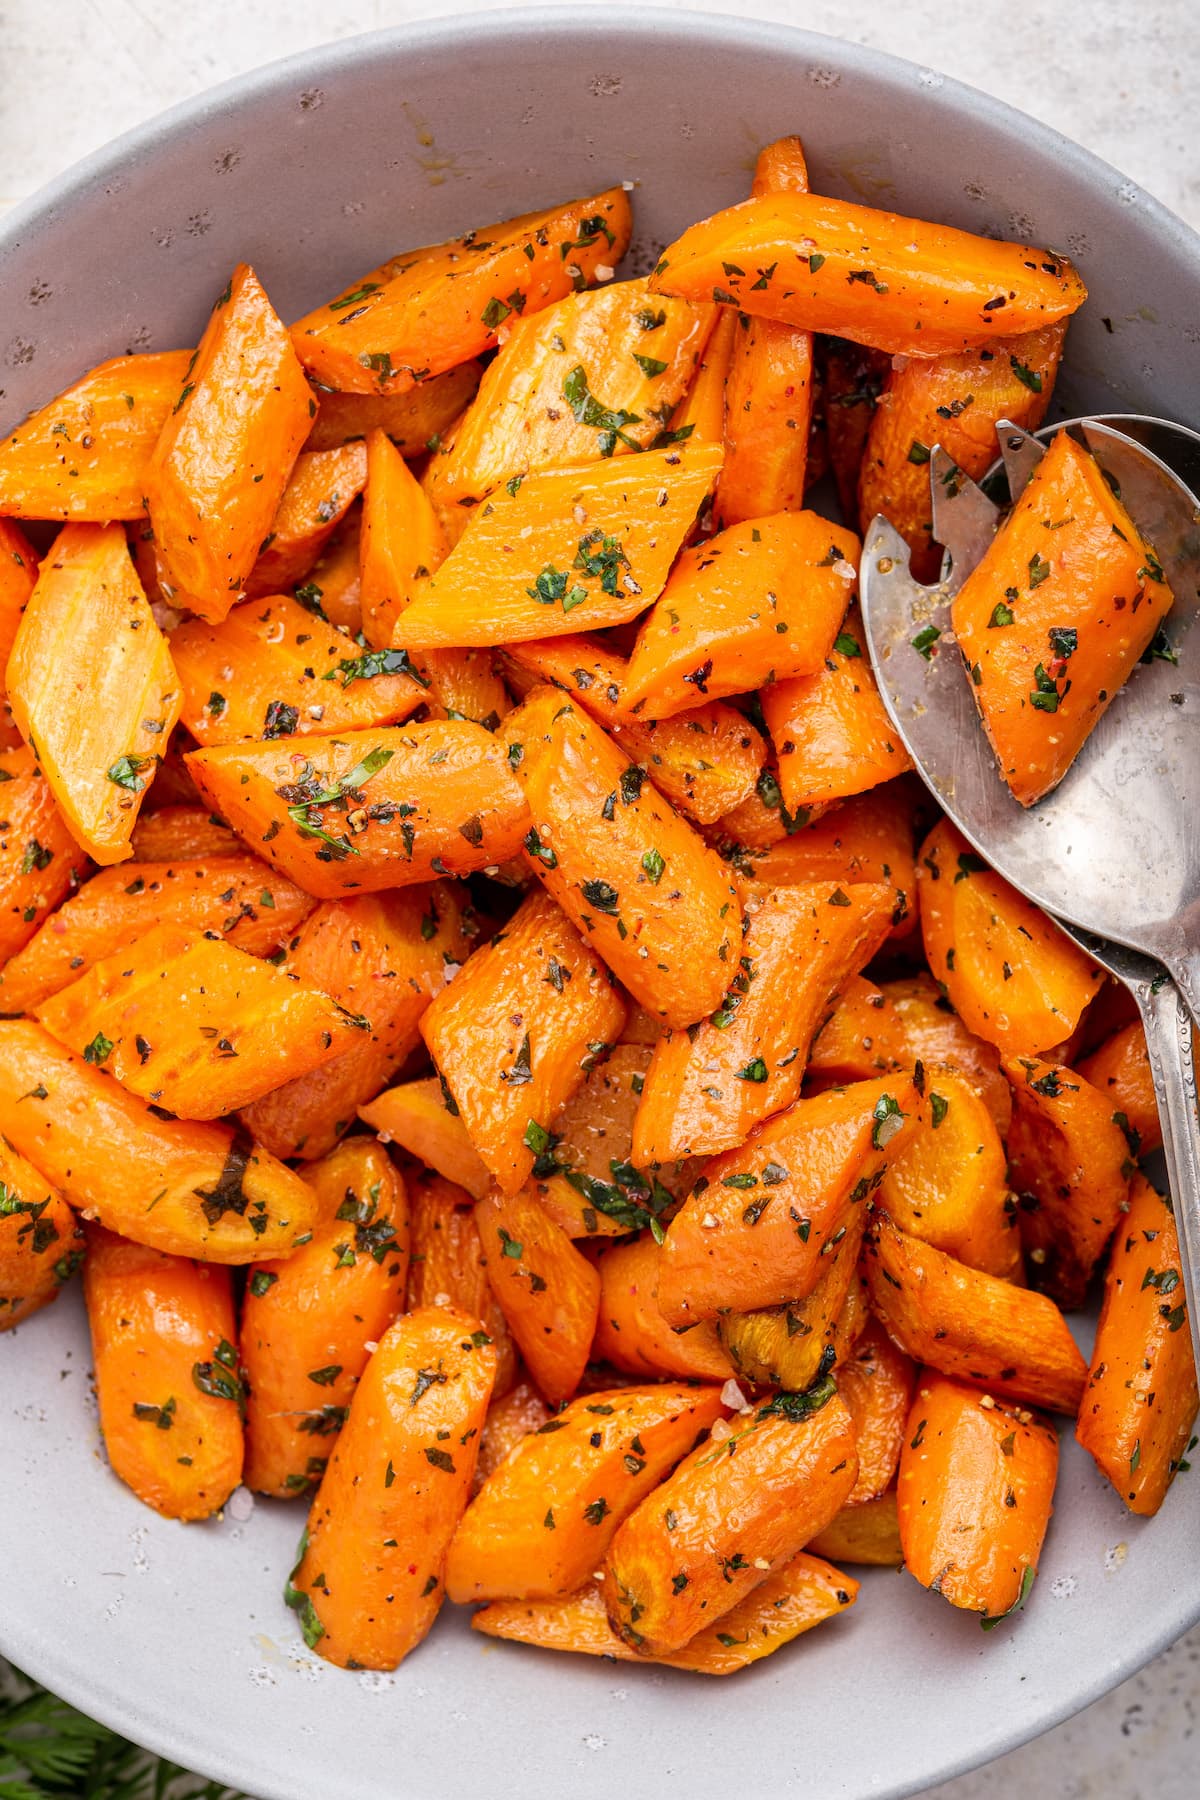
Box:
2, 9, 1199, 1798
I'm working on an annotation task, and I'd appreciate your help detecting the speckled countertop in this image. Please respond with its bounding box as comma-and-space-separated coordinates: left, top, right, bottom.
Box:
1, 2, 1197, 1795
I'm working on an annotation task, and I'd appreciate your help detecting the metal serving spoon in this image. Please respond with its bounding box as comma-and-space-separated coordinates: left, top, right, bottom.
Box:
860, 413, 1200, 1367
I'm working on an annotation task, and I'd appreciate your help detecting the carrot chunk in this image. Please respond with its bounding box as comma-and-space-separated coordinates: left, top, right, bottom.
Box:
733, 779, 919, 935
807, 1489, 902, 1565
359, 1077, 492, 1200
405, 1174, 517, 1394
0, 743, 89, 967
129, 806, 241, 861
592, 1232, 734, 1382
305, 361, 483, 454
0, 1136, 83, 1331
1077, 1021, 1162, 1157
837, 1317, 918, 1504
476, 1186, 601, 1403
358, 427, 450, 648
244, 443, 368, 599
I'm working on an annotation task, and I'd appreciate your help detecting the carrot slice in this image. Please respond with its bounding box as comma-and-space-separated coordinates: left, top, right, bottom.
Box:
658, 1074, 920, 1324
425, 277, 715, 505
475, 1380, 552, 1490
36, 924, 365, 1120
243, 884, 473, 1161
358, 427, 449, 648
649, 192, 1086, 357
1077, 1172, 1198, 1515
837, 1317, 918, 1504
1077, 1022, 1162, 1157
0, 1018, 314, 1261
602, 1384, 858, 1654
808, 969, 1013, 1138
392, 443, 723, 650
0, 743, 90, 967
171, 592, 426, 747
733, 779, 919, 935
7, 522, 182, 864
299, 505, 362, 634
504, 633, 764, 825
824, 340, 889, 519
807, 1489, 902, 1565
307, 364, 483, 457
1004, 1054, 1133, 1308
288, 1306, 496, 1668
242, 1139, 409, 1497
241, 443, 367, 600
761, 603, 914, 811
420, 648, 510, 729
667, 308, 737, 446
952, 429, 1175, 805
897, 1373, 1059, 1620
876, 1069, 1020, 1280
0, 351, 192, 520
446, 1383, 725, 1602
865, 1212, 1087, 1415
621, 513, 857, 718
0, 855, 313, 1014
359, 1077, 492, 1200
475, 1186, 601, 1403
632, 879, 893, 1163
147, 264, 313, 620
751, 135, 811, 197
83, 1224, 244, 1519
0, 1136, 83, 1331
405, 1173, 517, 1395
503, 686, 741, 1029
0, 518, 38, 746
421, 889, 626, 1194
917, 816, 1104, 1053
859, 325, 1065, 579
291, 189, 632, 395
592, 1232, 734, 1382
185, 721, 530, 899
718, 1211, 867, 1390
129, 807, 241, 861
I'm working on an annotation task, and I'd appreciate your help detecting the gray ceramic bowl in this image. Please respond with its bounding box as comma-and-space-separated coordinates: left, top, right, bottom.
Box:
1, 11, 1198, 1800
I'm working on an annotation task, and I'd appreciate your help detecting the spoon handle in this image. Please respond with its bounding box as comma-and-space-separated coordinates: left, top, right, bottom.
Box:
1135, 973, 1200, 1382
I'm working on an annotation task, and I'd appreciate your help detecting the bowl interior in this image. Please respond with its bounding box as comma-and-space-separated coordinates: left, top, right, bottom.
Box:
2, 12, 1198, 1800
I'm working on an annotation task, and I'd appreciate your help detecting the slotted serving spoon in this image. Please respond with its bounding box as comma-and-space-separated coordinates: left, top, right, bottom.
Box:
861, 413, 1200, 1368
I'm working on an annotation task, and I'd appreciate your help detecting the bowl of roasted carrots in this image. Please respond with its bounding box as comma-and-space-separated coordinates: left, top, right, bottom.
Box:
1, 12, 1197, 1800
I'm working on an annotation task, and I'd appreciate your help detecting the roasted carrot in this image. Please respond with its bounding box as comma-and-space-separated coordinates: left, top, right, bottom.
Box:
0, 1136, 83, 1330
732, 779, 919, 935
146, 264, 313, 621
421, 890, 625, 1194
667, 308, 737, 446
36, 924, 366, 1120
424, 278, 715, 505
446, 1383, 726, 1601
658, 1074, 919, 1324
291, 189, 633, 395
6, 522, 182, 864
474, 1552, 858, 1672
0, 1019, 315, 1262
502, 686, 741, 1029
172, 594, 426, 749
718, 1210, 866, 1390
0, 517, 38, 745
244, 443, 367, 599
633, 879, 893, 1163
391, 443, 723, 649
287, 1306, 496, 1668
602, 1382, 858, 1654
917, 817, 1104, 1053
185, 721, 530, 899
1077, 1173, 1198, 1515
84, 1224, 243, 1520
1005, 1054, 1132, 1308
751, 135, 811, 197
953, 429, 1175, 805
1077, 1021, 1162, 1157
242, 1138, 409, 1497
305, 362, 484, 455
299, 505, 362, 634
824, 340, 889, 520
859, 324, 1064, 579
865, 1213, 1087, 1415
504, 634, 765, 826
807, 1489, 902, 1565
360, 1077, 492, 1200
0, 351, 192, 520
0, 743, 89, 967
807, 969, 1013, 1138
129, 806, 241, 862
837, 1317, 918, 1505
476, 1185, 601, 1404
760, 603, 914, 812
897, 1373, 1059, 1621
649, 192, 1086, 357
420, 648, 510, 729
591, 1232, 734, 1382
405, 1173, 517, 1394
475, 1381, 552, 1490
0, 854, 313, 1014
621, 513, 857, 718
358, 427, 449, 649
876, 1069, 1020, 1280
243, 883, 472, 1160
706, 763, 834, 850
